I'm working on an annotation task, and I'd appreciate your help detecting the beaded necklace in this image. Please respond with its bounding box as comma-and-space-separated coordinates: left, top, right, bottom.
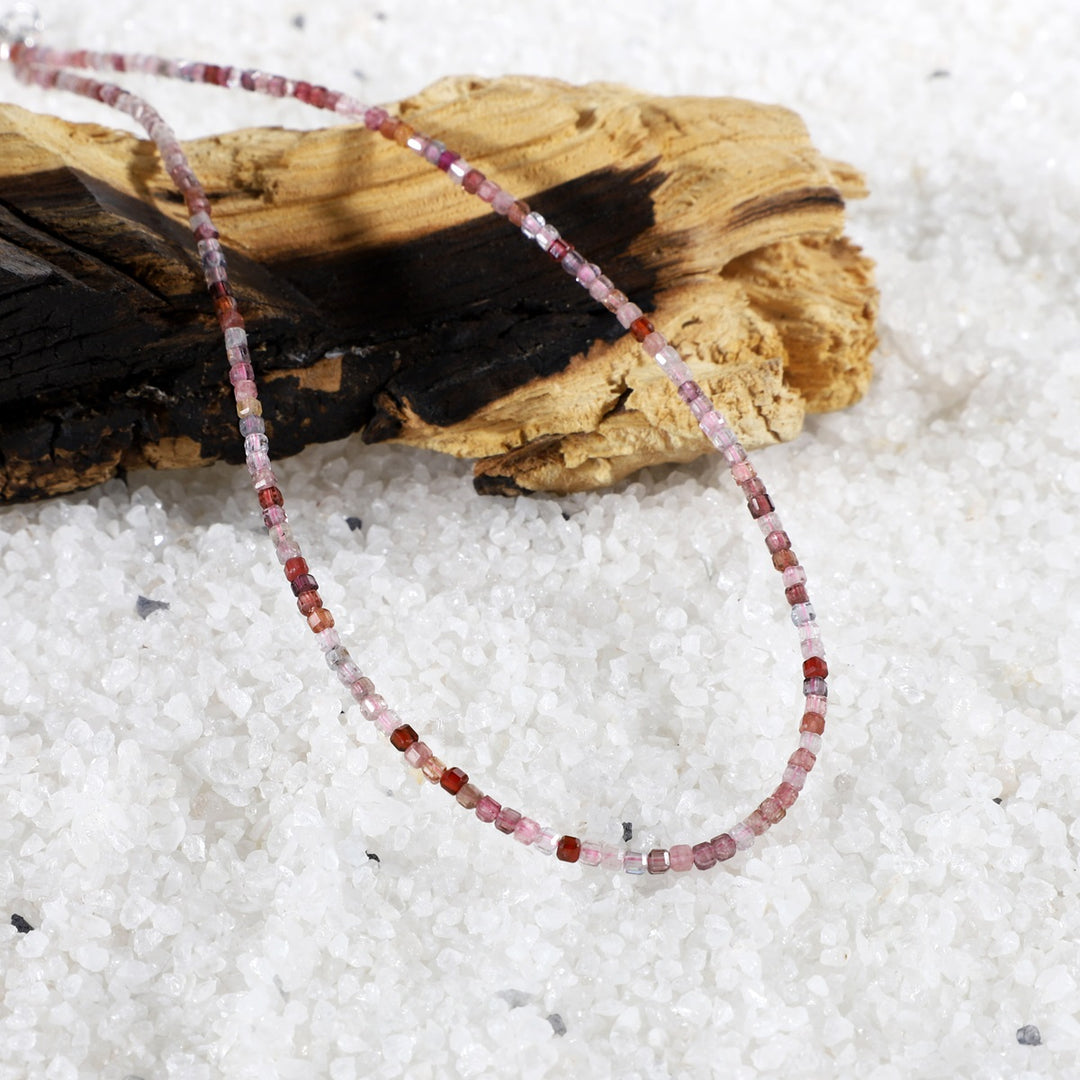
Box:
2, 22, 829, 876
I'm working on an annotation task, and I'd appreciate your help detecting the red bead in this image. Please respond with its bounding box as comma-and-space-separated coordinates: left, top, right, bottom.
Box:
803, 657, 829, 679
800, 712, 825, 735
548, 239, 570, 261
293, 80, 313, 103
556, 835, 581, 862
389, 724, 418, 751
629, 316, 655, 343
378, 116, 401, 140
436, 149, 460, 172
258, 486, 283, 509
284, 557, 309, 583
290, 573, 319, 597
440, 766, 469, 795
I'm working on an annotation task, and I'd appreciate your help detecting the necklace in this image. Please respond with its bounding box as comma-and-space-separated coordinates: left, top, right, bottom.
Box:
3, 24, 828, 875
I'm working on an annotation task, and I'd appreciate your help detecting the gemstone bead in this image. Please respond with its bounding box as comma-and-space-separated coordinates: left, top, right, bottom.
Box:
803, 656, 829, 679
731, 822, 755, 850
800, 712, 826, 735
534, 829, 558, 856
421, 755, 445, 783
579, 840, 603, 866
692, 842, 716, 870
711, 834, 737, 862
647, 849, 670, 874
513, 818, 541, 845
623, 851, 646, 875
456, 783, 482, 810
494, 806, 523, 834
669, 844, 694, 871
774, 782, 799, 809
556, 835, 581, 862
440, 767, 468, 795
404, 741, 432, 769
389, 724, 418, 751
475, 795, 500, 824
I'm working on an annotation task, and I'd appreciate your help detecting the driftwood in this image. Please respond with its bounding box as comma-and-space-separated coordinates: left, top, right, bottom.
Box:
0, 75, 877, 502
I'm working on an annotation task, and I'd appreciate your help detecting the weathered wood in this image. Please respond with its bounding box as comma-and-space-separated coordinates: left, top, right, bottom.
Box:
0, 75, 876, 502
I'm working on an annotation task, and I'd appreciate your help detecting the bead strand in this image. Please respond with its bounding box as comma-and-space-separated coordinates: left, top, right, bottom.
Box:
8, 42, 827, 874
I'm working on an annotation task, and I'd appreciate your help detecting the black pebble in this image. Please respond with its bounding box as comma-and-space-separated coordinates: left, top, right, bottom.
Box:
346, 516, 363, 531
366, 851, 380, 863
622, 822, 633, 842
993, 797, 1003, 805
11, 914, 33, 933
1016, 1024, 1041, 1046
547, 1013, 567, 1036
561, 511, 571, 521
135, 595, 170, 620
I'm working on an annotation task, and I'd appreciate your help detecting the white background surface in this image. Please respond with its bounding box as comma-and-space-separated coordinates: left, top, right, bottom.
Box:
2, 2, 1078, 1078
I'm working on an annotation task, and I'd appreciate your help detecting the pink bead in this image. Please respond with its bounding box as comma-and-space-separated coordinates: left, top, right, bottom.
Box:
616, 301, 643, 328
805, 695, 828, 716
513, 817, 541, 845
783, 765, 808, 790
575, 262, 600, 287
783, 565, 808, 588
373, 708, 400, 735
475, 795, 501, 823
745, 809, 769, 836
623, 851, 646, 875
403, 741, 432, 768
579, 840, 603, 867
534, 828, 558, 855
492, 190, 515, 215
421, 756, 445, 783
790, 747, 817, 771
588, 275, 613, 301
731, 822, 755, 850
800, 732, 823, 755
476, 179, 500, 202
668, 845, 694, 871
641, 331, 666, 356
599, 844, 624, 871
774, 782, 799, 809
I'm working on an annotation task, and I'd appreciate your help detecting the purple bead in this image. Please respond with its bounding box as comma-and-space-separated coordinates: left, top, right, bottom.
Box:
475, 795, 501, 824
647, 849, 670, 874
711, 834, 737, 862
692, 842, 717, 870
494, 806, 523, 834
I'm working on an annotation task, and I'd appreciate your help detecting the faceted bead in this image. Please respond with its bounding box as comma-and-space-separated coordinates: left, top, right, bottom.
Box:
356, 692, 387, 720
786, 583, 810, 605
556, 835, 581, 862
440, 766, 468, 795
507, 200, 530, 227
561, 249, 584, 276
602, 289, 628, 314
669, 845, 694, 871
800, 732, 823, 755
258, 486, 283, 509
390, 724, 418, 751
420, 755, 445, 783
494, 806, 523, 834
521, 211, 545, 237
475, 795, 501, 823
548, 238, 570, 261
373, 708, 400, 736
783, 764, 808, 790
579, 840, 603, 866
588, 274, 614, 301
348, 676, 376, 703
765, 530, 792, 553
642, 331, 666, 356
436, 150, 460, 173
805, 694, 828, 716
774, 782, 799, 809
760, 796, 788, 825
800, 712, 825, 735
692, 842, 717, 870
307, 608, 334, 632
492, 189, 515, 215
290, 573, 319, 596
616, 301, 643, 328
629, 316, 654, 342
404, 740, 431, 768
790, 602, 816, 627
783, 565, 808, 588
711, 834, 737, 862
534, 829, 558, 855
513, 818, 541, 845
790, 747, 817, 771
296, 591, 322, 615
623, 851, 646, 875
314, 627, 341, 652
261, 505, 286, 529
456, 783, 482, 810
731, 822, 755, 850
575, 262, 600, 287
462, 169, 485, 194
239, 416, 266, 442
803, 676, 828, 697
772, 549, 799, 570
647, 849, 670, 874
536, 224, 560, 250
745, 809, 769, 836
731, 461, 756, 484
677, 380, 703, 405
599, 844, 624, 871
758, 514, 786, 539
803, 656, 829, 679
284, 556, 309, 582
747, 494, 775, 519
476, 179, 499, 202
740, 477, 767, 497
